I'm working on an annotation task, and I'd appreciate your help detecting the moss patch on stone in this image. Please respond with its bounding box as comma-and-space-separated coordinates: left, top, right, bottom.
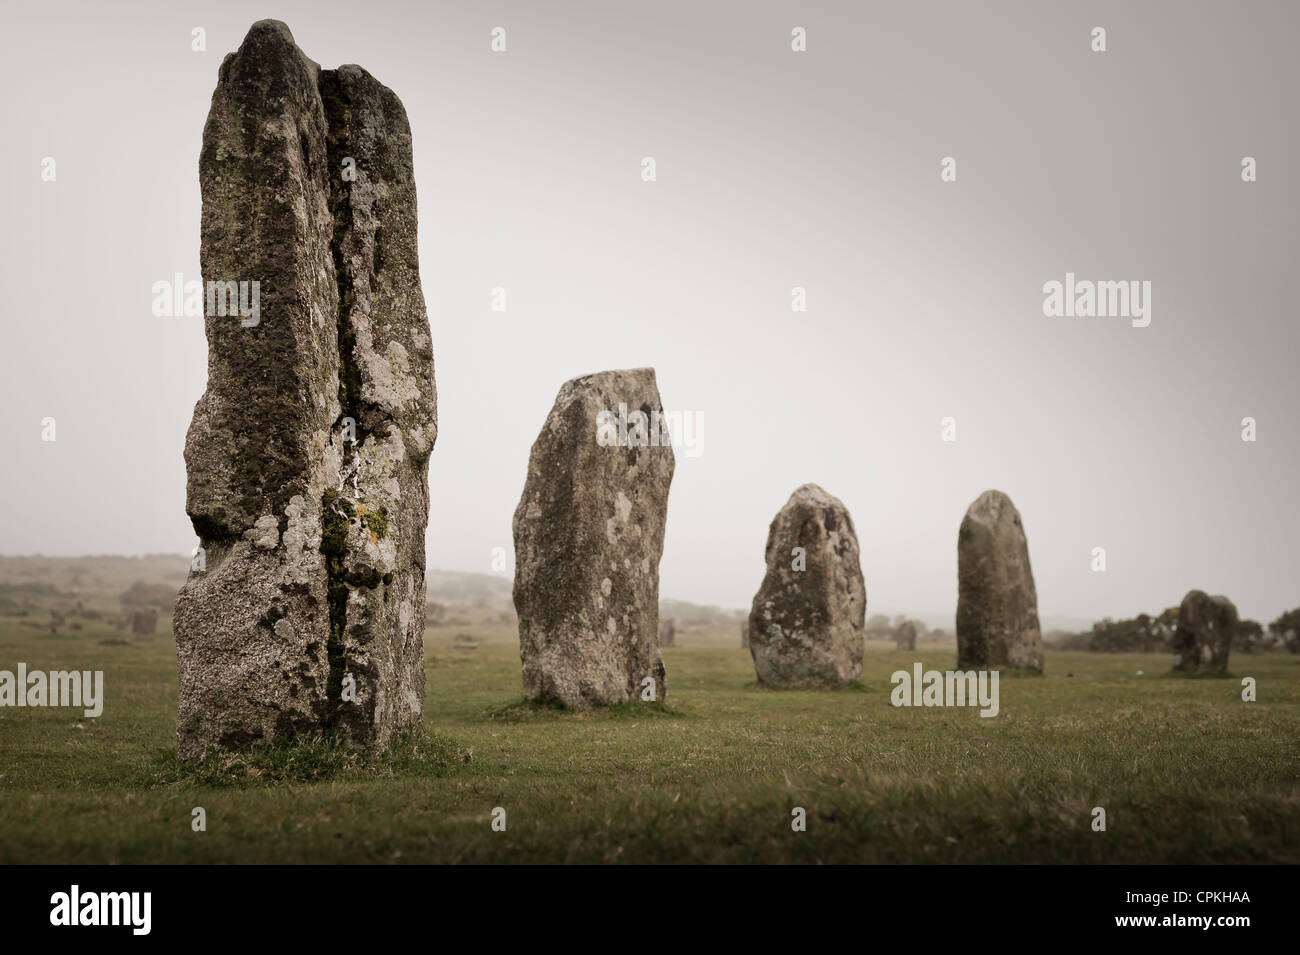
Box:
362, 505, 388, 540
321, 488, 354, 558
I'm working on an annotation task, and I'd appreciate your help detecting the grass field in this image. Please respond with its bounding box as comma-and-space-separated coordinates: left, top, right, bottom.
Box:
1, 619, 1296, 864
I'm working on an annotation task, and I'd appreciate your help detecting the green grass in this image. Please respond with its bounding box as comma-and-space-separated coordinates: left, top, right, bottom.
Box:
0, 619, 1296, 863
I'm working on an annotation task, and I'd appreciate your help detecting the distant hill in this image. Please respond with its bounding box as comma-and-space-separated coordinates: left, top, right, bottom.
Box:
0, 554, 187, 616
426, 568, 512, 601
659, 598, 744, 630
425, 569, 514, 626
0, 556, 1100, 637
870, 610, 1096, 635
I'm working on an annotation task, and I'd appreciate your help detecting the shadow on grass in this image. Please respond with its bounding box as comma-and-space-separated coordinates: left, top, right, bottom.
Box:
485, 697, 683, 723
740, 679, 871, 693
142, 724, 469, 789
1162, 669, 1239, 680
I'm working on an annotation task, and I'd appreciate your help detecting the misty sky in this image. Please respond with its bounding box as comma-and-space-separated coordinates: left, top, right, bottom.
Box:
1, 0, 1296, 625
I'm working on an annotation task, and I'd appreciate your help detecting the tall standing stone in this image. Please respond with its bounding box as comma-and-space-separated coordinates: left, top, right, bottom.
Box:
956, 490, 1043, 671
896, 620, 917, 651
747, 484, 866, 687
174, 21, 437, 761
658, 617, 676, 648
1172, 590, 1235, 675
513, 369, 674, 708
131, 608, 159, 640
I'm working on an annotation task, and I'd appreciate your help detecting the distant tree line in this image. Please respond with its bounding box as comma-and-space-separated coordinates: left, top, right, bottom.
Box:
1076, 606, 1300, 654
866, 614, 948, 643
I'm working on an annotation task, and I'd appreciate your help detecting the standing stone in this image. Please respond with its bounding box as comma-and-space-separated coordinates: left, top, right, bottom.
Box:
513, 369, 674, 708
659, 617, 676, 648
740, 618, 750, 649
174, 21, 437, 761
131, 608, 159, 639
956, 490, 1043, 671
1172, 590, 1236, 675
49, 610, 66, 636
747, 484, 866, 687
896, 619, 917, 651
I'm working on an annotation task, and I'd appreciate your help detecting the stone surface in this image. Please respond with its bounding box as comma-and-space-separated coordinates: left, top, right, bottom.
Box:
896, 620, 917, 651
740, 618, 750, 649
174, 20, 436, 761
131, 608, 159, 639
1172, 590, 1236, 675
658, 617, 676, 648
747, 484, 866, 687
956, 490, 1043, 671
513, 368, 674, 708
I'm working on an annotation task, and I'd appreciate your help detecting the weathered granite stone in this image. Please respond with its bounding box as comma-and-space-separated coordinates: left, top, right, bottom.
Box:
513, 368, 674, 708
1172, 590, 1236, 675
659, 617, 676, 648
174, 20, 436, 761
956, 490, 1043, 671
896, 619, 917, 651
131, 608, 159, 639
747, 484, 866, 687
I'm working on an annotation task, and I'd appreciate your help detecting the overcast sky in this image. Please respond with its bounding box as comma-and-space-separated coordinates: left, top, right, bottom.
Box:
1, 0, 1296, 625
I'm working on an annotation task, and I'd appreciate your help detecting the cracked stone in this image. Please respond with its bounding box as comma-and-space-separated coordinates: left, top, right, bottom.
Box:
173, 20, 436, 761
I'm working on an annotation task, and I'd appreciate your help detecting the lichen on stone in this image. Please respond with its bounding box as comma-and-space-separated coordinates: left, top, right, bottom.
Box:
174, 19, 436, 762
